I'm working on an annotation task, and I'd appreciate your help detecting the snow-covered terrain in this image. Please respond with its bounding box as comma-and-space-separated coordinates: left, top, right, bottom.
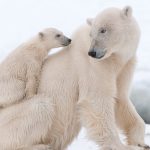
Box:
0, 0, 149, 149
68, 125, 150, 150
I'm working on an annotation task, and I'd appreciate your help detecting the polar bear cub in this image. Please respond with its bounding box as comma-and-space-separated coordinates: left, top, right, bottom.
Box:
0, 28, 71, 108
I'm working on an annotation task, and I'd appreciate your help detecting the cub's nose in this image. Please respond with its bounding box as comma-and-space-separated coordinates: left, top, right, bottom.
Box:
88, 51, 96, 57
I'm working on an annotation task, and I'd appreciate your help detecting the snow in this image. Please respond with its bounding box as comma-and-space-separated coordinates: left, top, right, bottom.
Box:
0, 0, 149, 149
146, 125, 150, 144
68, 125, 150, 150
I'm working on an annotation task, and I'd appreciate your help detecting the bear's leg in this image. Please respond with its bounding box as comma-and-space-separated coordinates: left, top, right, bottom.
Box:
115, 99, 149, 148
116, 57, 149, 149
78, 97, 143, 150
0, 94, 55, 150
17, 144, 52, 150
25, 65, 40, 99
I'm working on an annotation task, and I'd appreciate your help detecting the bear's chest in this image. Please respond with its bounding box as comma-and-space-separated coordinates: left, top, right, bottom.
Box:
78, 68, 117, 100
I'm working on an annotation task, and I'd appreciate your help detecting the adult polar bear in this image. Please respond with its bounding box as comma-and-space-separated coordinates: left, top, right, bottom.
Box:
0, 6, 149, 150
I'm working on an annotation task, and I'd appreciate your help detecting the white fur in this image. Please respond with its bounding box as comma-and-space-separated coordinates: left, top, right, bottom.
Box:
0, 6, 148, 150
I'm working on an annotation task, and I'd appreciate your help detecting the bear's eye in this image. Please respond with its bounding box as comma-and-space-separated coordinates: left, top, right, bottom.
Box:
100, 28, 107, 34
56, 34, 61, 38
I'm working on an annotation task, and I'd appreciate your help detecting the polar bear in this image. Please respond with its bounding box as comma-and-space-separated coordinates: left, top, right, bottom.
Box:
0, 28, 71, 108
0, 6, 149, 150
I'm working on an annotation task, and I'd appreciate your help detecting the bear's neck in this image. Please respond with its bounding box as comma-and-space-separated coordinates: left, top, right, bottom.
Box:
24, 37, 48, 62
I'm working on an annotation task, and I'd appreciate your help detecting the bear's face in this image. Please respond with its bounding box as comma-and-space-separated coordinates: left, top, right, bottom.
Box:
87, 6, 140, 60
39, 28, 71, 50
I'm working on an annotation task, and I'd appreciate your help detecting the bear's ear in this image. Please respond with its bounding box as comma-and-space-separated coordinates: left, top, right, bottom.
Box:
39, 32, 44, 39
86, 18, 93, 26
122, 6, 132, 18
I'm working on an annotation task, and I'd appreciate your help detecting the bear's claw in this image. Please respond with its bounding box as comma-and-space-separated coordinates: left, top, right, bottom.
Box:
138, 144, 150, 149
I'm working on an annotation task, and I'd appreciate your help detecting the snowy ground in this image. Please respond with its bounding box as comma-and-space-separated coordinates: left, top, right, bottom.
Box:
68, 125, 150, 150
0, 0, 149, 149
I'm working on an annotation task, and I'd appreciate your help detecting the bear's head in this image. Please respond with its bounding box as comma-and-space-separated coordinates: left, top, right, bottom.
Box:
39, 28, 71, 50
87, 6, 140, 60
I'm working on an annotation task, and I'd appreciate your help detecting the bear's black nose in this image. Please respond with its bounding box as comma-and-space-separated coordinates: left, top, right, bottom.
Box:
88, 51, 96, 57
68, 39, 72, 43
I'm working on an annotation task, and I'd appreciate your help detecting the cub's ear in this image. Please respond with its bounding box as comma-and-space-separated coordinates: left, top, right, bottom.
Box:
86, 18, 93, 26
122, 6, 132, 18
39, 32, 44, 39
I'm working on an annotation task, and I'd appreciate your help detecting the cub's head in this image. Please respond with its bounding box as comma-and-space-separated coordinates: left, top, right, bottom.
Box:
39, 28, 71, 50
87, 6, 140, 60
